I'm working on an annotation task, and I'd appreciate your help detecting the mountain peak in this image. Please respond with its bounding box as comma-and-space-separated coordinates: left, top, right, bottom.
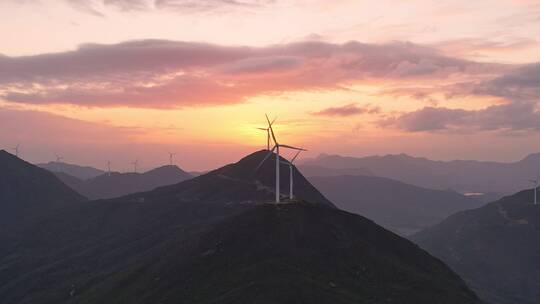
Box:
128, 150, 335, 207
519, 152, 540, 163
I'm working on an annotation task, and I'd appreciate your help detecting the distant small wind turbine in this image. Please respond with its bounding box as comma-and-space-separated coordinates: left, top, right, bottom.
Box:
54, 153, 64, 172
131, 160, 138, 173
55, 153, 63, 162
530, 179, 538, 205
280, 149, 305, 200
168, 152, 176, 166
11, 144, 20, 157
256, 114, 306, 203
107, 161, 111, 176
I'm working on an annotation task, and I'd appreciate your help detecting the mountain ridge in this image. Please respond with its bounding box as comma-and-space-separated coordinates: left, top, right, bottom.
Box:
308, 174, 484, 235
57, 165, 193, 200
302, 152, 540, 199
38, 161, 105, 180
413, 187, 540, 304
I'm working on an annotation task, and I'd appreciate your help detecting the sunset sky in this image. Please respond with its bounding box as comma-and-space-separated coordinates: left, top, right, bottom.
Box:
1, 0, 540, 171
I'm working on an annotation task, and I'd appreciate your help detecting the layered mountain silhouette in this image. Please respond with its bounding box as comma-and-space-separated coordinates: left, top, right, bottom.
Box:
55, 165, 193, 200
302, 152, 540, 200
414, 188, 540, 304
297, 164, 373, 177
0, 150, 481, 303
38, 161, 105, 180
308, 175, 484, 235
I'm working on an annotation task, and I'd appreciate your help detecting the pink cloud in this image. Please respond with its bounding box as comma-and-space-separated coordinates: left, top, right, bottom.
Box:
0, 40, 514, 109
380, 102, 540, 133
312, 103, 380, 117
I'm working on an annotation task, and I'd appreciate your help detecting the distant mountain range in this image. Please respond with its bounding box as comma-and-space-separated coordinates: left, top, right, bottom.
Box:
302, 152, 540, 200
297, 164, 373, 177
413, 188, 540, 304
54, 165, 193, 200
38, 161, 105, 180
308, 174, 484, 235
0, 150, 480, 303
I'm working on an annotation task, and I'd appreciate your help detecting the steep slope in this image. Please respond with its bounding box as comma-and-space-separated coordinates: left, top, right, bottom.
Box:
172, 203, 479, 304
0, 150, 85, 235
309, 175, 484, 235
53, 171, 84, 189
61, 165, 193, 200
302, 152, 540, 199
413, 188, 540, 304
0, 150, 85, 214
0, 150, 481, 304
38, 161, 105, 180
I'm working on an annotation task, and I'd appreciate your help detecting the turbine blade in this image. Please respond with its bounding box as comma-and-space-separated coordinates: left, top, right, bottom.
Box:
280, 144, 306, 151
266, 114, 277, 144
256, 127, 267, 130
291, 149, 302, 163
255, 145, 276, 172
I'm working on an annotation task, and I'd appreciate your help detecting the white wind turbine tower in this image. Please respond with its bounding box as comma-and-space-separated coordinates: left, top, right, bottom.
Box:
256, 114, 306, 203
530, 179, 538, 205
11, 144, 20, 157
107, 161, 112, 176
281, 149, 306, 200
131, 159, 139, 173
168, 152, 176, 166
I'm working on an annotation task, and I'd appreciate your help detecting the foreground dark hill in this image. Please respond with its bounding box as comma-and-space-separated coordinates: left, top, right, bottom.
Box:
0, 150, 85, 224
0, 150, 480, 303
0, 150, 86, 254
38, 161, 105, 180
309, 175, 484, 235
302, 152, 540, 200
56, 165, 193, 199
413, 188, 540, 304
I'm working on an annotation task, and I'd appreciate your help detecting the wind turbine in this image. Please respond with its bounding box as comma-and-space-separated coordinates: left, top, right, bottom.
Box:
256, 117, 276, 151
11, 144, 20, 157
530, 179, 538, 205
257, 127, 271, 150
280, 149, 306, 200
55, 153, 63, 162
107, 161, 111, 176
168, 152, 176, 166
256, 114, 306, 203
54, 153, 64, 172
131, 159, 138, 173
